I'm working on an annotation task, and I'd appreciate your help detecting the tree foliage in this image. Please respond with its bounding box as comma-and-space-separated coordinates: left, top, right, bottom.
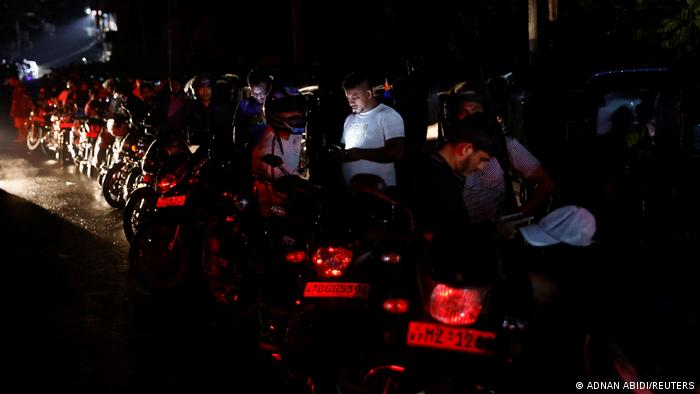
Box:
636, 0, 700, 61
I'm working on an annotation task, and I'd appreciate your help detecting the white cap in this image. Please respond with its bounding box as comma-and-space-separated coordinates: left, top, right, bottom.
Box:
519, 205, 596, 247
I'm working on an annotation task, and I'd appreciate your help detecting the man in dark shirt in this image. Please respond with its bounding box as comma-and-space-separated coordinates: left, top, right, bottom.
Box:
412, 114, 494, 241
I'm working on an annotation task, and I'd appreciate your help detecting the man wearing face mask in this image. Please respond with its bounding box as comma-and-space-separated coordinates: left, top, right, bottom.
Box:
250, 86, 309, 216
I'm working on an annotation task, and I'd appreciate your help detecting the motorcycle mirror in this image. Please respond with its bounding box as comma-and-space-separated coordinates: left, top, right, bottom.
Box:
262, 154, 284, 168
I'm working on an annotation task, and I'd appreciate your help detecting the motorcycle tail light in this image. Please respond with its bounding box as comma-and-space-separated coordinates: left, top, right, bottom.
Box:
285, 250, 306, 263
312, 246, 353, 278
382, 298, 409, 314
429, 284, 485, 326
157, 174, 178, 193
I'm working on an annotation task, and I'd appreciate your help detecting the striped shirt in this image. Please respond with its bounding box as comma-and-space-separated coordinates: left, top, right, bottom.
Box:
463, 136, 540, 223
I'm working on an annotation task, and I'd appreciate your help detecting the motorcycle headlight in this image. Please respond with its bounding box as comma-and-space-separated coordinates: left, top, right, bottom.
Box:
312, 246, 353, 278
429, 284, 487, 326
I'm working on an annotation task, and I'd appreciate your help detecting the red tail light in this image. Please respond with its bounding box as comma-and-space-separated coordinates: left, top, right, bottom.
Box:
429, 284, 486, 326
157, 174, 178, 193
285, 250, 306, 263
382, 298, 409, 314
86, 124, 101, 138
312, 246, 353, 278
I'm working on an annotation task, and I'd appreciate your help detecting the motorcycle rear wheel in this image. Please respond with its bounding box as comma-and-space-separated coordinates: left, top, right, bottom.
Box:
129, 219, 192, 293
102, 162, 126, 208
26, 124, 43, 151
123, 187, 157, 242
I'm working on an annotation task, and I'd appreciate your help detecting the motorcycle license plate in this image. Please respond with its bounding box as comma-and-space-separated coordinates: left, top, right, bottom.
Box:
156, 195, 186, 208
303, 282, 370, 299
407, 321, 496, 355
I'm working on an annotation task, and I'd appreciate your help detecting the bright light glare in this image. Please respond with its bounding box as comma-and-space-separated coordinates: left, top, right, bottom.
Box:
426, 122, 439, 141
85, 7, 92, 15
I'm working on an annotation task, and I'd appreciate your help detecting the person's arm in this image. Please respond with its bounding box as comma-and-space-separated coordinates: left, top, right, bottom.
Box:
506, 137, 556, 215
346, 137, 404, 163
518, 165, 555, 215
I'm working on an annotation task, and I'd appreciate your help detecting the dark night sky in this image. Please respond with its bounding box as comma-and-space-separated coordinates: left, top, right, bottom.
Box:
1, 0, 682, 86
104, 0, 530, 81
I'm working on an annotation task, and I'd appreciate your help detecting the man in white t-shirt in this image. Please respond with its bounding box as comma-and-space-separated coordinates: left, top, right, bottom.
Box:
341, 71, 405, 188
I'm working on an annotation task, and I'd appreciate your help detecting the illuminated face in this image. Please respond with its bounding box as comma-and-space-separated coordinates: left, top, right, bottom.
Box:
344, 85, 373, 114
196, 85, 212, 102
250, 83, 269, 104
456, 100, 484, 120
455, 144, 491, 176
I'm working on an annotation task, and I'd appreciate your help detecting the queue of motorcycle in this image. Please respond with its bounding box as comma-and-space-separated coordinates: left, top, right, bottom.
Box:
101, 116, 155, 209
20, 74, 612, 393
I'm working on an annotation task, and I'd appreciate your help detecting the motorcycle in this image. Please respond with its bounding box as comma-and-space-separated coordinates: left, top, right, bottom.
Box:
380, 232, 533, 393
255, 156, 418, 393
25, 105, 51, 153
122, 134, 190, 242
101, 126, 154, 209
74, 116, 104, 177
128, 143, 232, 294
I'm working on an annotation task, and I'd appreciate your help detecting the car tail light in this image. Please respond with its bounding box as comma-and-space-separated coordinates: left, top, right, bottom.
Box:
382, 298, 409, 314
312, 246, 353, 278
157, 174, 178, 193
429, 284, 486, 326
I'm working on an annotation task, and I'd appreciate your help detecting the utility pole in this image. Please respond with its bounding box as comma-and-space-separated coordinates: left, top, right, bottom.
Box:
528, 0, 538, 67
548, 0, 558, 22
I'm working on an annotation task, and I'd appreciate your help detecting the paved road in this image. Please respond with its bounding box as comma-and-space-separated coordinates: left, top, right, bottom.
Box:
0, 121, 269, 394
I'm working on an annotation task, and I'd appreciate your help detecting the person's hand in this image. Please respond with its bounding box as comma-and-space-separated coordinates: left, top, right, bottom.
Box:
327, 144, 351, 162
492, 214, 533, 241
